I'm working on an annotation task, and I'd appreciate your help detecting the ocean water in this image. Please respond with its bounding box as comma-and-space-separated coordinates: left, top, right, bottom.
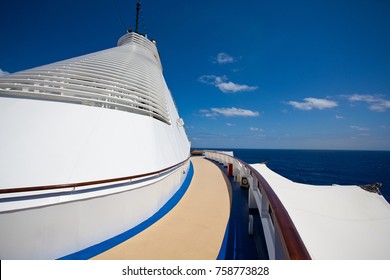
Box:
208, 149, 390, 203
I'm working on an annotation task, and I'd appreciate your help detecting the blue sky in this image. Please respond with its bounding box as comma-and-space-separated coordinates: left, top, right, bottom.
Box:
1, 0, 389, 150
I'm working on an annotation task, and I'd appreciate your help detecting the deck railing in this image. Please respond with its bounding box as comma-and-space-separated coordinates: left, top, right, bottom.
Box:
0, 157, 190, 195
204, 150, 311, 260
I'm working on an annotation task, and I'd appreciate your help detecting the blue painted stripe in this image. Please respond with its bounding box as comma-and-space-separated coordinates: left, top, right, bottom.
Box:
233, 219, 238, 260
58, 161, 194, 260
217, 221, 230, 260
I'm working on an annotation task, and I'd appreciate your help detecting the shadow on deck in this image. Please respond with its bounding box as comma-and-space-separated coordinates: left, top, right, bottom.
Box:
207, 158, 269, 260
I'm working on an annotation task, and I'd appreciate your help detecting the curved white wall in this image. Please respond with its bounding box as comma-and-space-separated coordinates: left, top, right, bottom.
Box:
0, 31, 191, 259
0, 161, 190, 259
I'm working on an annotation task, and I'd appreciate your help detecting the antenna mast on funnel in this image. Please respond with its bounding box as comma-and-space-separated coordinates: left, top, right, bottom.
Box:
135, 0, 141, 33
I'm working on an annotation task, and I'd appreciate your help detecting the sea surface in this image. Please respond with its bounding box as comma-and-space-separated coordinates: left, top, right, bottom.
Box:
202, 149, 390, 203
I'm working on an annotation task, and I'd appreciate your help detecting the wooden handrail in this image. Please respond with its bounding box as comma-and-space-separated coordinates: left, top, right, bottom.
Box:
0, 157, 190, 195
246, 164, 311, 260
207, 151, 311, 260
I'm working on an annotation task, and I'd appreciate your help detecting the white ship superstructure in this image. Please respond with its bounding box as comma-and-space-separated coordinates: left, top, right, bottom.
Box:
0, 31, 190, 259
0, 31, 189, 186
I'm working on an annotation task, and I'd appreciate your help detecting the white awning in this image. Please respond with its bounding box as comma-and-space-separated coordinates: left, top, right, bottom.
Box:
251, 163, 390, 260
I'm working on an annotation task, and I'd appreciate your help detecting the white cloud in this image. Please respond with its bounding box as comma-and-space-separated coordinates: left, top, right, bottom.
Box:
198, 109, 217, 118
335, 115, 344, 119
198, 75, 220, 85
348, 94, 390, 112
0, 69, 10, 77
288, 97, 338, 110
216, 81, 257, 93
349, 94, 377, 102
350, 125, 370, 131
212, 107, 259, 117
249, 127, 263, 131
226, 123, 234, 126
198, 75, 258, 93
200, 107, 260, 117
215, 52, 235, 64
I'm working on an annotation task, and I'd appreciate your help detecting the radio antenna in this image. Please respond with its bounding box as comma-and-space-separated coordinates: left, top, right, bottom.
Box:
135, 0, 141, 33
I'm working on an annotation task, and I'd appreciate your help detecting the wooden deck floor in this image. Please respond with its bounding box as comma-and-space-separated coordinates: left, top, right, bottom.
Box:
92, 156, 231, 260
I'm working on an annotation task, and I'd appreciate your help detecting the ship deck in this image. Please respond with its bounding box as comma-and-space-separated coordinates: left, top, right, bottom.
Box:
91, 154, 390, 260
92, 156, 232, 259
